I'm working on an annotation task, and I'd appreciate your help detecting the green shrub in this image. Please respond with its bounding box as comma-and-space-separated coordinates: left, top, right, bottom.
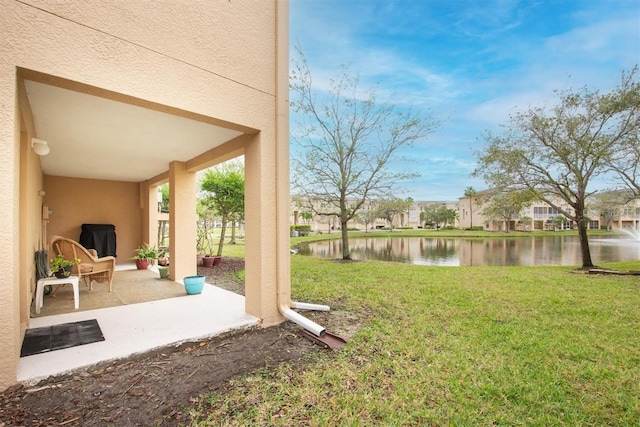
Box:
290, 225, 312, 236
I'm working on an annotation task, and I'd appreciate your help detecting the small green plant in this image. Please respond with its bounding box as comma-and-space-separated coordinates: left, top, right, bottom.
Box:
132, 243, 160, 261
49, 255, 79, 277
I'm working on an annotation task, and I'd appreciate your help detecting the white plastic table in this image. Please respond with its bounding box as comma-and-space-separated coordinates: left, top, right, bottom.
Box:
35, 276, 79, 314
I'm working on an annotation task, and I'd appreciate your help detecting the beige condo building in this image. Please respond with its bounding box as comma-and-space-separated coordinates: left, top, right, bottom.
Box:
291, 191, 638, 234
1, 1, 295, 390
458, 192, 639, 232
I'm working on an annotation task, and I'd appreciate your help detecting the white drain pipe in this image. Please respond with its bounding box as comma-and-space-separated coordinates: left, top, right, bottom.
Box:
292, 301, 330, 312
274, 5, 328, 339
284, 301, 330, 337
281, 306, 326, 337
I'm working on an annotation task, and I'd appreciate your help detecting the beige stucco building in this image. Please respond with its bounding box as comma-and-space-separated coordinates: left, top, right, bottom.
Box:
1, 1, 293, 390
457, 192, 640, 232
291, 198, 460, 231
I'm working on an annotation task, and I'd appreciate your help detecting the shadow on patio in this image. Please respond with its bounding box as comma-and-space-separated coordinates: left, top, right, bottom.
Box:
19, 264, 258, 385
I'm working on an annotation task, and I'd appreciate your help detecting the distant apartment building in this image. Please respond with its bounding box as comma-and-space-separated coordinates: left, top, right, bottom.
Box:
458, 191, 640, 232
607, 202, 640, 230
291, 198, 459, 231
292, 191, 639, 233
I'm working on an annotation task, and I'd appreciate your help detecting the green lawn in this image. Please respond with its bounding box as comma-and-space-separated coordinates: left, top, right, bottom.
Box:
193, 236, 639, 426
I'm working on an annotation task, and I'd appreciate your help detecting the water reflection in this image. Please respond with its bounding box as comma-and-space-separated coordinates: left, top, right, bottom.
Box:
298, 235, 640, 266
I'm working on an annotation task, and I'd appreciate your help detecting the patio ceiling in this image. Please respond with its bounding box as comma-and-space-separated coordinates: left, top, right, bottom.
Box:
24, 80, 244, 182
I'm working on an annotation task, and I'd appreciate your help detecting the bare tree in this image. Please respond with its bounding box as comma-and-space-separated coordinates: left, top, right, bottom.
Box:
591, 190, 632, 231
357, 208, 380, 232
481, 190, 534, 233
376, 198, 410, 231
474, 68, 640, 269
290, 47, 438, 259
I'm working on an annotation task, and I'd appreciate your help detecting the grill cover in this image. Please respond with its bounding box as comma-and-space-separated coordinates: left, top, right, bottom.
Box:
79, 224, 116, 258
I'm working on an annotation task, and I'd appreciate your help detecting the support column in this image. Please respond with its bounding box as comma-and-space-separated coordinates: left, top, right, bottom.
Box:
244, 133, 284, 325
139, 181, 160, 248
242, 1, 291, 326
169, 161, 196, 281
147, 184, 159, 248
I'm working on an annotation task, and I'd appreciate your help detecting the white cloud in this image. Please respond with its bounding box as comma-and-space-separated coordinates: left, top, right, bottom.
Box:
289, 0, 639, 200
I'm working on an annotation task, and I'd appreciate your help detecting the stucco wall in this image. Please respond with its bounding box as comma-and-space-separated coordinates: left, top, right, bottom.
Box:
5, 1, 276, 130
20, 133, 44, 318
0, 0, 286, 390
0, 73, 21, 390
43, 176, 141, 263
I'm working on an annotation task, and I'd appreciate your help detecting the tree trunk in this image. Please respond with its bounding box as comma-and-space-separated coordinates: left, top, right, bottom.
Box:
217, 214, 228, 257
576, 213, 594, 269
230, 221, 236, 245
341, 220, 351, 260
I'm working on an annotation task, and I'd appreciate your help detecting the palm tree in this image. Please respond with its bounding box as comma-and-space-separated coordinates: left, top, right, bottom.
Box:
464, 186, 477, 229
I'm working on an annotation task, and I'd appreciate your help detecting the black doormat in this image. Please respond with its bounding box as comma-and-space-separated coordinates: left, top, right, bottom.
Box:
20, 319, 105, 357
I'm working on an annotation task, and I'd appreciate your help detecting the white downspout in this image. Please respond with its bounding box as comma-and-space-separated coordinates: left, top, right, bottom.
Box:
292, 301, 330, 312
286, 301, 330, 336
275, 1, 327, 337
281, 306, 326, 337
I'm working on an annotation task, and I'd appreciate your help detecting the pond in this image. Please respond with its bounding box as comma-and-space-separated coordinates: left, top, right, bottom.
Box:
296, 234, 640, 266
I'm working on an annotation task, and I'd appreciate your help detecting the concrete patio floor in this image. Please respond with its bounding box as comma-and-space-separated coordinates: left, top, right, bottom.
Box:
18, 265, 259, 385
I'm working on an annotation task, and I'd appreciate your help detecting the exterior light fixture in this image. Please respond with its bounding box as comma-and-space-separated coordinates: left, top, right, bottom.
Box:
31, 138, 50, 156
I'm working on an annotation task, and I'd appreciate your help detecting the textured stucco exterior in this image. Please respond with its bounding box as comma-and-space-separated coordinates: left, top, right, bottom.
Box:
0, 0, 289, 390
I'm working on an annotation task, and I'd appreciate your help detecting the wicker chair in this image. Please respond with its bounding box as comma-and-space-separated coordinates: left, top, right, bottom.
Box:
50, 235, 116, 292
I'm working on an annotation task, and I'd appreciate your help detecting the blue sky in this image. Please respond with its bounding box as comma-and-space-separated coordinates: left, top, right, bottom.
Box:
289, 0, 640, 201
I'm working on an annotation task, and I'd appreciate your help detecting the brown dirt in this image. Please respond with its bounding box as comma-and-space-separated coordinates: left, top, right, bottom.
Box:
0, 257, 359, 427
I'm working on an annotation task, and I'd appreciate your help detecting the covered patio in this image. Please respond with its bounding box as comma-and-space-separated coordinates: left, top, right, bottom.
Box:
2, 2, 294, 390
19, 264, 258, 384
31, 264, 219, 318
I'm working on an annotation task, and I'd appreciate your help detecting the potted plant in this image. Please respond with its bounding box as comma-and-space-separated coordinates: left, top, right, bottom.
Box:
132, 243, 160, 270
202, 254, 215, 268
50, 255, 80, 279
158, 266, 170, 279
158, 249, 169, 266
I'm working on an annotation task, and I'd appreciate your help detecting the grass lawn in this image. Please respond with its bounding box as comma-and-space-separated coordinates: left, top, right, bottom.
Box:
193, 236, 639, 426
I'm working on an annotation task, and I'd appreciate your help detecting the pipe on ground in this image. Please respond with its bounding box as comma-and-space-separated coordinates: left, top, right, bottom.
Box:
281, 307, 326, 337
291, 301, 330, 312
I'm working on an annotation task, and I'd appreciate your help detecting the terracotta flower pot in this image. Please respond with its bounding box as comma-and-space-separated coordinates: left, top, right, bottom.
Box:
202, 256, 215, 268
136, 259, 149, 270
